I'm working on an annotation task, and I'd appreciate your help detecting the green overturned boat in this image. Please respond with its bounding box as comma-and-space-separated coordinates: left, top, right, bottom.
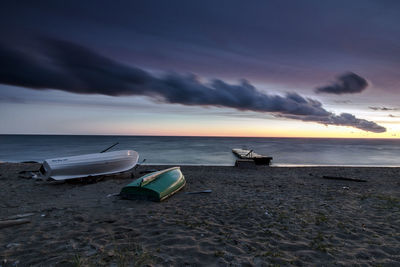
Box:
120, 167, 186, 201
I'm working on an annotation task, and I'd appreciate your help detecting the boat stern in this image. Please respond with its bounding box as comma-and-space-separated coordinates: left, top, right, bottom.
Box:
38, 160, 52, 180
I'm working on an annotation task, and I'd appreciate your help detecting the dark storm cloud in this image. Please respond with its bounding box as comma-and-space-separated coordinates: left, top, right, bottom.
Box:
0, 39, 386, 133
0, 40, 152, 95
2, 0, 400, 91
315, 73, 369, 95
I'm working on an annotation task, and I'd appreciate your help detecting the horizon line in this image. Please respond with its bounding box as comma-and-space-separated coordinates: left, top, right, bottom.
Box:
0, 133, 398, 140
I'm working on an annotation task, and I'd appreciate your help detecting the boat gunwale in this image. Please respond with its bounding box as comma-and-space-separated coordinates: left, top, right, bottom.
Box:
46, 150, 138, 167
140, 166, 180, 187
46, 156, 138, 169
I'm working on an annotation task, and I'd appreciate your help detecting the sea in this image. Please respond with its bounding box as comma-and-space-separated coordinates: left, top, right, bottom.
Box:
1, 135, 400, 167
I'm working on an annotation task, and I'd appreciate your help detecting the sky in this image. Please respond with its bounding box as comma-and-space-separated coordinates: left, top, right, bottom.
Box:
1, 0, 400, 138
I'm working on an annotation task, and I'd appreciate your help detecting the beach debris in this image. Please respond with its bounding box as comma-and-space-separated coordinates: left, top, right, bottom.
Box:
18, 171, 36, 179
322, 176, 367, 182
264, 210, 271, 217
31, 173, 43, 180
106, 193, 120, 198
0, 213, 34, 229
0, 218, 30, 229
1, 213, 35, 221
342, 186, 350, 190
185, 189, 212, 194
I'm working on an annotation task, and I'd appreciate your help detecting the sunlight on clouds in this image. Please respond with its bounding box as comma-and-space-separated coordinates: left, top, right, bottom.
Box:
1, 85, 397, 138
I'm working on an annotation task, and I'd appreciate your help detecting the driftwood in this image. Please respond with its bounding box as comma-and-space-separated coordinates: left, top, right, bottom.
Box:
2, 213, 35, 220
185, 190, 212, 194
0, 218, 30, 229
322, 176, 367, 182
0, 213, 35, 228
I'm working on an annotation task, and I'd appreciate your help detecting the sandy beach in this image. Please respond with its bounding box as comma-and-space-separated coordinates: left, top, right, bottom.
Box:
0, 163, 399, 266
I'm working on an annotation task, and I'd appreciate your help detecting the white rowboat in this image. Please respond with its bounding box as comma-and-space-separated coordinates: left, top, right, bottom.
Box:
39, 150, 139, 180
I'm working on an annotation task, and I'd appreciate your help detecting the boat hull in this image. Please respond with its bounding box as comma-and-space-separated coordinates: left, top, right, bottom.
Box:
232, 148, 272, 165
120, 167, 185, 201
41, 150, 139, 180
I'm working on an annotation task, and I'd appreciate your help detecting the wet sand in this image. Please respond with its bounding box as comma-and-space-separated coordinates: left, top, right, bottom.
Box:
0, 163, 399, 266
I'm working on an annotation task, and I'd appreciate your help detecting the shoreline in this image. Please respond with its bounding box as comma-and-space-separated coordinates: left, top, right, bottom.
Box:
1, 162, 399, 266
3, 161, 400, 168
